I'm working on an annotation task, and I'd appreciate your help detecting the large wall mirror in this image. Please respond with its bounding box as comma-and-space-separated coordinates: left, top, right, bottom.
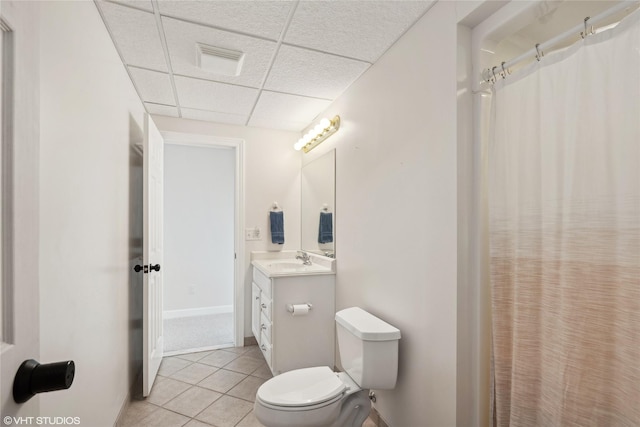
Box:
301, 150, 335, 257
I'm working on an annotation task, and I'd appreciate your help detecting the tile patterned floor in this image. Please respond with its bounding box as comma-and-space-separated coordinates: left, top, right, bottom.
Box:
121, 345, 378, 427
120, 346, 270, 427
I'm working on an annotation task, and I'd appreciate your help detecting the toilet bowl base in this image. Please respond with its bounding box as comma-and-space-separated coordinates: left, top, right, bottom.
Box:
254, 388, 372, 427
327, 388, 371, 427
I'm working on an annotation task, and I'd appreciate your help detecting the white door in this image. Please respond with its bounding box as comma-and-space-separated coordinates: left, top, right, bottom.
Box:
1, 2, 41, 416
142, 114, 164, 396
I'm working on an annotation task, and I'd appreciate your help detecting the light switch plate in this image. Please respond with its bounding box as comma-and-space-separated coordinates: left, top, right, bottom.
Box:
245, 227, 262, 241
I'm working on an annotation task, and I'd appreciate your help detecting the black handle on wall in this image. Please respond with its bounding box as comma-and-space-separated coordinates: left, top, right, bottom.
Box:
150, 264, 161, 272
13, 359, 75, 404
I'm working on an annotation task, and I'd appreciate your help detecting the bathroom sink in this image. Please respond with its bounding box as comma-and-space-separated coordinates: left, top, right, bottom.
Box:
252, 258, 334, 277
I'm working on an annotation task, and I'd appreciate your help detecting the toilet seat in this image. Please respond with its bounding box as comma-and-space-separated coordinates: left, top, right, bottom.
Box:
257, 366, 346, 408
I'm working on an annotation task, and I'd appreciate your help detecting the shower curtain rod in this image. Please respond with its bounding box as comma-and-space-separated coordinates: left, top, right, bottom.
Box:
484, 0, 640, 82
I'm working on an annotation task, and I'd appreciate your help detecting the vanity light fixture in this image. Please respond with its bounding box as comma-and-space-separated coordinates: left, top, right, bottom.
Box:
294, 116, 340, 153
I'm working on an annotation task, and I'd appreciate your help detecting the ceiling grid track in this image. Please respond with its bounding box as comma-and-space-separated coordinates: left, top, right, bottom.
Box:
97, 0, 438, 131
157, 13, 280, 44
151, 0, 182, 117
93, 0, 151, 118
244, 1, 300, 127
281, 42, 373, 65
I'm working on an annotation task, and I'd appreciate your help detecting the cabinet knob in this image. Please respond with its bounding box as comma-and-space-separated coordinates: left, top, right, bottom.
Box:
261, 345, 266, 351
261, 324, 266, 330
261, 303, 267, 309
255, 296, 260, 300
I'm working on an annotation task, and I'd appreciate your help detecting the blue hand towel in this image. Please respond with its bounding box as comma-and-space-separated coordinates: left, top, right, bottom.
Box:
318, 212, 333, 244
270, 211, 284, 244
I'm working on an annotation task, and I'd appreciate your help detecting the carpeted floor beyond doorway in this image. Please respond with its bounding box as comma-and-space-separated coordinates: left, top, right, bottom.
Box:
163, 312, 234, 353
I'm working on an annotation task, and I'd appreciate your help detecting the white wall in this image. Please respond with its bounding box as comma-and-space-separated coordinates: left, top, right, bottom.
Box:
39, 1, 145, 425
164, 144, 235, 312
303, 2, 459, 425
152, 116, 300, 336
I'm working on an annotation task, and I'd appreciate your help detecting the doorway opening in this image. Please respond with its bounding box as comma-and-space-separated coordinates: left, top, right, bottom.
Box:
161, 133, 244, 355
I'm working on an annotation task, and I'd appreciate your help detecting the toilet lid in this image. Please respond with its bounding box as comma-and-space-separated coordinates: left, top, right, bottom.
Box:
257, 366, 346, 407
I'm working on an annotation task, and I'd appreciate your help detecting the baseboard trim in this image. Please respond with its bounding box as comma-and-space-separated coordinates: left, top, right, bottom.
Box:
114, 369, 142, 427
163, 305, 233, 319
368, 406, 390, 427
114, 390, 130, 427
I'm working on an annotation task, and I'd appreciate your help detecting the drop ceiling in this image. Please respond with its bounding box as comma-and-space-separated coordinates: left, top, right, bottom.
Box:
96, 0, 435, 132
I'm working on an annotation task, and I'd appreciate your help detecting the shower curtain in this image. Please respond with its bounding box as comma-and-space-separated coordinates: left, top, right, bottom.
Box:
489, 8, 640, 427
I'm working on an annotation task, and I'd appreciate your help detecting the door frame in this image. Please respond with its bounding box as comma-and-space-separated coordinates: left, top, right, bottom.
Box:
161, 131, 245, 347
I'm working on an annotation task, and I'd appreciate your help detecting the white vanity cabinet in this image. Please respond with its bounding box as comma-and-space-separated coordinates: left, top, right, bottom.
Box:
251, 264, 335, 376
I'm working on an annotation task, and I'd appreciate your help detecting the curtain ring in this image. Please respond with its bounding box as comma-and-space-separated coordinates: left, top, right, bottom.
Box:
535, 43, 544, 62
501, 61, 510, 78
581, 16, 591, 38
491, 66, 498, 83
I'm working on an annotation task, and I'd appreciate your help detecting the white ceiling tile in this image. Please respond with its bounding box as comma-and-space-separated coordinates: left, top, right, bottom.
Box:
162, 17, 277, 88
174, 76, 259, 115
157, 1, 294, 40
181, 108, 248, 126
284, 1, 433, 62
264, 45, 370, 99
247, 116, 308, 132
103, 0, 153, 12
129, 67, 175, 105
98, 2, 167, 71
251, 91, 332, 127
145, 103, 179, 117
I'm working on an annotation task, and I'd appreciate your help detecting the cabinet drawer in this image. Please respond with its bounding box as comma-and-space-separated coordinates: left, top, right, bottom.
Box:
260, 333, 272, 368
260, 312, 272, 343
253, 267, 272, 298
260, 294, 272, 321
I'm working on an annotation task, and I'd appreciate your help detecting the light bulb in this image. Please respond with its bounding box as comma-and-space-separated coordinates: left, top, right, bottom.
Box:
320, 118, 331, 129
314, 124, 324, 134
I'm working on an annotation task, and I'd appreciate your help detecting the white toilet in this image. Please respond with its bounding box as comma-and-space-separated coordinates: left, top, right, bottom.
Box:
254, 307, 401, 427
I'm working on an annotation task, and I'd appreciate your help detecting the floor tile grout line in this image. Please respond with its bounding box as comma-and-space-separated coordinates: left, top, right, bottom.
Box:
133, 346, 271, 427
153, 378, 253, 424
163, 374, 265, 422
158, 367, 268, 392
187, 391, 254, 427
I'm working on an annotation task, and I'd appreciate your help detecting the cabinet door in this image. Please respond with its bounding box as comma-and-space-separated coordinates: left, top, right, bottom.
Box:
251, 282, 261, 343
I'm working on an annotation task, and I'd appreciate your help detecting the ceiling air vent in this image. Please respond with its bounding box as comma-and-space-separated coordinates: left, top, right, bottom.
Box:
196, 43, 245, 76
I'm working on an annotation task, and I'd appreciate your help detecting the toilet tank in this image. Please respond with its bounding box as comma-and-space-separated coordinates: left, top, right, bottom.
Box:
335, 307, 401, 389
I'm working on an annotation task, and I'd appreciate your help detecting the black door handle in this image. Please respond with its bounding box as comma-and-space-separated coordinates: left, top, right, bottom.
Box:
150, 264, 161, 272
134, 265, 144, 272
13, 359, 75, 404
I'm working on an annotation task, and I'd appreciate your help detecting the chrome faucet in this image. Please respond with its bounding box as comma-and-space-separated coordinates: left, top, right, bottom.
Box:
296, 251, 312, 266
